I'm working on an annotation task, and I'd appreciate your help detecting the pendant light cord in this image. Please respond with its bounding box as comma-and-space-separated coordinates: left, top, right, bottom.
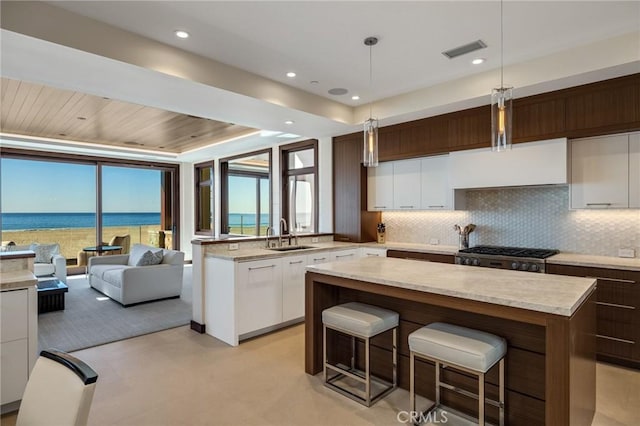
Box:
369, 43, 373, 118
500, 0, 504, 88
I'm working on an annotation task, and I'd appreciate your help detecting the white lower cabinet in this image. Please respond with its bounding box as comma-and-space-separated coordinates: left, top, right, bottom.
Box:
237, 258, 283, 335
282, 255, 307, 322
359, 247, 387, 258
331, 248, 359, 262
205, 248, 364, 347
1, 287, 36, 407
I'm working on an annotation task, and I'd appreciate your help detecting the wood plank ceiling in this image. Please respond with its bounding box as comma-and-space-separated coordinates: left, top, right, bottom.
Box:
0, 78, 257, 154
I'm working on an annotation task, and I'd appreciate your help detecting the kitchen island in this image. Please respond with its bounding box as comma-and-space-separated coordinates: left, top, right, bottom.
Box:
305, 257, 596, 426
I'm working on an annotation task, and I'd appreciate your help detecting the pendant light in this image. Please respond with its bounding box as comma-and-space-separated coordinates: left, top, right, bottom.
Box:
491, 0, 513, 152
363, 36, 379, 167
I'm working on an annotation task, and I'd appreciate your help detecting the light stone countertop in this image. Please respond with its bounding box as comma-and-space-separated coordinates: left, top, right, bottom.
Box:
307, 257, 596, 316
362, 242, 459, 255
204, 241, 360, 261
547, 253, 640, 272
0, 270, 37, 291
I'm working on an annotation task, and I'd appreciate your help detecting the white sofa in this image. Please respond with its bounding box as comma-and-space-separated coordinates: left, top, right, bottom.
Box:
88, 244, 184, 306
3, 243, 67, 283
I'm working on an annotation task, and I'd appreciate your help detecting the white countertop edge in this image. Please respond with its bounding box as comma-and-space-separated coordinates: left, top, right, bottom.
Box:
205, 243, 359, 261
306, 263, 596, 317
547, 254, 640, 272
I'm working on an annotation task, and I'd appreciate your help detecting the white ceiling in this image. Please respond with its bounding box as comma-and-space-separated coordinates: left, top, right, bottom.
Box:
50, 1, 640, 104
1, 1, 639, 161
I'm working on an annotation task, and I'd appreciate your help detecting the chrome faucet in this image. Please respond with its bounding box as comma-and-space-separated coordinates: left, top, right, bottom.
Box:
265, 226, 273, 248
278, 218, 288, 247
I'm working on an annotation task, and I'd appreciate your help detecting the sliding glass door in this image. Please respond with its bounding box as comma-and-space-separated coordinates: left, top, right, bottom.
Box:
0, 157, 96, 262
1, 150, 180, 266
100, 165, 168, 253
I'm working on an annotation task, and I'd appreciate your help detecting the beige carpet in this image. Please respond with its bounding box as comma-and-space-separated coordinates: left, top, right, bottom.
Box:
37, 266, 192, 352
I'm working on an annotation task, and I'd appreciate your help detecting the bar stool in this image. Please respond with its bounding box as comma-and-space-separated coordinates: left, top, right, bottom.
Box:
322, 302, 399, 406
408, 322, 507, 425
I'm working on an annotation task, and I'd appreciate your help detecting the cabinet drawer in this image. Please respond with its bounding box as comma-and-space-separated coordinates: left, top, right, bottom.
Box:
596, 277, 638, 308
597, 335, 635, 359
1, 289, 29, 343
0, 338, 29, 404
598, 317, 635, 342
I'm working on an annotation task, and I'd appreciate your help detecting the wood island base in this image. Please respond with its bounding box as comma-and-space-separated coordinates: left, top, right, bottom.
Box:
305, 271, 596, 426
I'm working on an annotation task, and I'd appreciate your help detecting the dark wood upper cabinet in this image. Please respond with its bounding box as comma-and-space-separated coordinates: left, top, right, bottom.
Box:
374, 73, 640, 161
447, 106, 491, 151
564, 74, 640, 137
379, 115, 449, 161
332, 134, 380, 243
513, 96, 566, 142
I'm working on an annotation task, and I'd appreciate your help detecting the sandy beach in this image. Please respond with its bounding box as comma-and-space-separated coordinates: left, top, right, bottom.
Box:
2, 225, 163, 262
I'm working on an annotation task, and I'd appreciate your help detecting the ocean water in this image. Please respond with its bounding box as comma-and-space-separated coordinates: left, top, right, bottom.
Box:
228, 213, 270, 227
1, 212, 271, 231
1, 212, 161, 230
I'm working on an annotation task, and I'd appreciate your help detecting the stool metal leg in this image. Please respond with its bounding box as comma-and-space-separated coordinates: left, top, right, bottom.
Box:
365, 336, 371, 406
323, 325, 328, 384
478, 372, 485, 425
351, 336, 356, 370
392, 328, 397, 386
435, 361, 441, 406
499, 358, 505, 426
410, 351, 415, 414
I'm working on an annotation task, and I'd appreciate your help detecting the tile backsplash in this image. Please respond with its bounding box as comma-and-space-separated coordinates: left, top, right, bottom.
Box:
382, 186, 640, 257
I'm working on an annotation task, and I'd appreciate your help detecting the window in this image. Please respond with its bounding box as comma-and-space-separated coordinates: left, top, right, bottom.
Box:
281, 140, 318, 234
194, 162, 214, 235
220, 150, 271, 236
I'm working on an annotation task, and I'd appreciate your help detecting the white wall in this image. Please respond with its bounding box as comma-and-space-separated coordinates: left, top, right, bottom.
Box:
318, 137, 333, 233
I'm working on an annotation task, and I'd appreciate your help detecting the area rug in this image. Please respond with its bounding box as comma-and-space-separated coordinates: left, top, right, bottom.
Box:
38, 266, 192, 353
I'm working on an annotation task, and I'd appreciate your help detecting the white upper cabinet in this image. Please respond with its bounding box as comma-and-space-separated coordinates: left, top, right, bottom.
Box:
393, 159, 421, 210
630, 133, 640, 208
449, 138, 568, 189
421, 155, 450, 209
570, 134, 630, 209
367, 161, 393, 211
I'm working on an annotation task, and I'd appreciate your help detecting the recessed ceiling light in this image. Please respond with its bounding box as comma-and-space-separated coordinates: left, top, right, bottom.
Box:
285, 120, 294, 125
310, 80, 319, 84
175, 30, 190, 39
352, 95, 360, 100
472, 58, 485, 65
286, 72, 296, 78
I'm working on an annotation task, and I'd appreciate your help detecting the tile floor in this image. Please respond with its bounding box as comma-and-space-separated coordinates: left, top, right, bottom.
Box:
2, 324, 639, 425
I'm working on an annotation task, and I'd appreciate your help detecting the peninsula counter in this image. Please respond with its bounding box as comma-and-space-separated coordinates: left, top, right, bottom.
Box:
305, 257, 596, 425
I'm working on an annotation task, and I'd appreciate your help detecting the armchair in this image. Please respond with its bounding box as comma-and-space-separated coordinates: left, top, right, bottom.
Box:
9, 243, 67, 283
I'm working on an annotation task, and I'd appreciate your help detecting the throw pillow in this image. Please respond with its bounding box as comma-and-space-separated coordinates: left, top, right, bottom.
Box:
29, 243, 60, 263
135, 250, 164, 266
128, 244, 163, 266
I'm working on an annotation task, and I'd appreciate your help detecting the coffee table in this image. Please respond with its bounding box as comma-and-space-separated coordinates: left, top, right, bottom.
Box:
37, 278, 69, 313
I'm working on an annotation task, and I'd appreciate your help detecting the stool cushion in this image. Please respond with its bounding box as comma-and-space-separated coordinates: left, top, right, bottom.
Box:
409, 323, 506, 373
322, 302, 399, 338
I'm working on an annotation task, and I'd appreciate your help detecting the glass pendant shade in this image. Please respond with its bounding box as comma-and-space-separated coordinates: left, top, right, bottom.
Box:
491, 86, 513, 152
363, 117, 379, 167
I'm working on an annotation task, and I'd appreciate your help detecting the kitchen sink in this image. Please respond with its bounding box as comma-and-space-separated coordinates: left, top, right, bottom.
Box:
267, 245, 316, 252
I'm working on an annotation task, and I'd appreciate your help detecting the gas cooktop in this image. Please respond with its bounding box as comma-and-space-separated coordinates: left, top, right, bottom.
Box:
458, 245, 559, 259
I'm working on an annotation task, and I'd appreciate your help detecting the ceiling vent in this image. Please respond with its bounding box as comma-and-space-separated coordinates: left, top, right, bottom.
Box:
442, 40, 487, 59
